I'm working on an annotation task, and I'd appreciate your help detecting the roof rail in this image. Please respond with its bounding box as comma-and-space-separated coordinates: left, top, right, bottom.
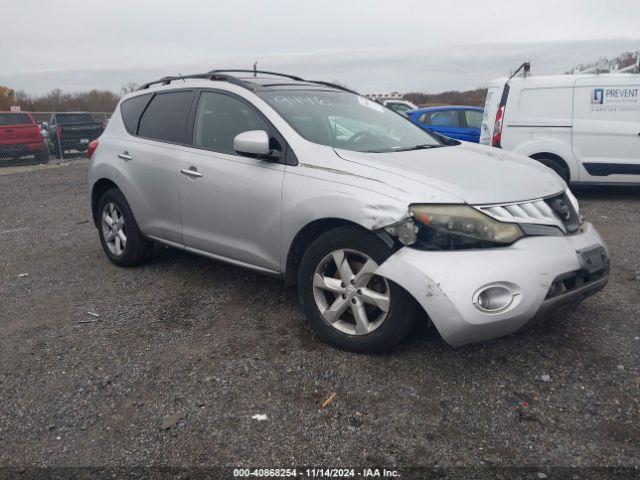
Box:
208, 69, 306, 82
137, 72, 256, 91
137, 69, 362, 94
305, 80, 359, 95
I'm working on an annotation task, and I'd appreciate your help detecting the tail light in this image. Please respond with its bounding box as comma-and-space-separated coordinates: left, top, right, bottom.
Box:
491, 105, 505, 147
87, 139, 99, 159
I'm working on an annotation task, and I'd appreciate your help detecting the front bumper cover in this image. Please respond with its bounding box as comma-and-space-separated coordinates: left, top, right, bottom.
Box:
375, 222, 609, 346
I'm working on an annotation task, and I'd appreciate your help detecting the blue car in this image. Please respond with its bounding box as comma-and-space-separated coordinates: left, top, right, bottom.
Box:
407, 106, 484, 143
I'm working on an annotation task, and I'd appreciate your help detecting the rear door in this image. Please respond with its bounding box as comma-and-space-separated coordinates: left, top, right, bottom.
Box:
480, 85, 502, 145
115, 90, 195, 244
461, 109, 483, 143
178, 90, 285, 272
573, 77, 640, 182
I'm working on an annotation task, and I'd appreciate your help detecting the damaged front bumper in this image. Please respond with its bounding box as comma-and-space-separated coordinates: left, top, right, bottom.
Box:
375, 222, 609, 346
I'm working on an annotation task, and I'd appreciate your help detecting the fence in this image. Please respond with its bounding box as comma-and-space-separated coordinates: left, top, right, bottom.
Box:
0, 111, 111, 169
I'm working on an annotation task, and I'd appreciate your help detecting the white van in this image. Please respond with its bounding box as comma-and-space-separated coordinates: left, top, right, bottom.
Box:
480, 72, 640, 184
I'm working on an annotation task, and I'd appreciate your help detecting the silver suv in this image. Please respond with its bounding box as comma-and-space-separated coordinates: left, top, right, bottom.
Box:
88, 70, 610, 352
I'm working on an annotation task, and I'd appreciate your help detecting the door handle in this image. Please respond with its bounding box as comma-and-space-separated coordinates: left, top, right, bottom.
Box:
118, 151, 133, 161
180, 167, 203, 178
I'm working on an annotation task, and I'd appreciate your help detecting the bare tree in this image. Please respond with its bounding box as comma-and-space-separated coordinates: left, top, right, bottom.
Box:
120, 82, 139, 95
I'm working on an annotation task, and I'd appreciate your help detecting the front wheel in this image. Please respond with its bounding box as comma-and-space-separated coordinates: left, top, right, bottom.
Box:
297, 226, 416, 353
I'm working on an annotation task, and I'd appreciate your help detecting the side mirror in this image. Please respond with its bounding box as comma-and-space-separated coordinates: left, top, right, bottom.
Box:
41, 122, 49, 129
233, 130, 271, 157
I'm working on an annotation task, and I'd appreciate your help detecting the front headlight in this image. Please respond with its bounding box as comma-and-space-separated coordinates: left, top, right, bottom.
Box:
565, 188, 580, 216
410, 204, 523, 248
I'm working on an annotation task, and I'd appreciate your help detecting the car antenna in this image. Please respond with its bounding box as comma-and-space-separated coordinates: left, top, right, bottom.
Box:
253, 61, 258, 77
178, 73, 185, 83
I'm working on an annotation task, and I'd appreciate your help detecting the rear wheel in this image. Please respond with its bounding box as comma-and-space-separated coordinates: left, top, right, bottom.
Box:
297, 226, 416, 353
533, 156, 570, 183
97, 188, 154, 267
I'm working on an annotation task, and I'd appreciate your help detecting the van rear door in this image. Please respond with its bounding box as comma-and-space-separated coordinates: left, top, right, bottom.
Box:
479, 84, 503, 145
573, 76, 640, 182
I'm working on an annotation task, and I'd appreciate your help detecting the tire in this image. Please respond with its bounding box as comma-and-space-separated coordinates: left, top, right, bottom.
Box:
297, 226, 416, 353
97, 188, 154, 267
534, 157, 570, 183
35, 151, 49, 164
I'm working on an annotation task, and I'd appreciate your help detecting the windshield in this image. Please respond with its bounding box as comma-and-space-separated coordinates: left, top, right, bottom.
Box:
258, 90, 442, 153
56, 113, 95, 124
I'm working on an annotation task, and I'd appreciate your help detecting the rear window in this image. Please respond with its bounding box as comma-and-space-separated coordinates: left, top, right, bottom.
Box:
120, 94, 153, 135
137, 91, 194, 143
56, 113, 95, 124
0, 113, 32, 126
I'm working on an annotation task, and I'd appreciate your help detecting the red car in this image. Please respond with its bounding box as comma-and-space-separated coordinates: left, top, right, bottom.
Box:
0, 112, 48, 164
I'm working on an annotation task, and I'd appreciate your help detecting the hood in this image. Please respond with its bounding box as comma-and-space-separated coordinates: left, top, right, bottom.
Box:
334, 142, 565, 205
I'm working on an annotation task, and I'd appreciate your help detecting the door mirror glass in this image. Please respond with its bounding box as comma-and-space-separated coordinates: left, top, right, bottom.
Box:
233, 130, 271, 157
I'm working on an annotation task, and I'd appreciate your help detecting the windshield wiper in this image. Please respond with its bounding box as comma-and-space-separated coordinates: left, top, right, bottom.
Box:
391, 144, 442, 152
365, 144, 442, 153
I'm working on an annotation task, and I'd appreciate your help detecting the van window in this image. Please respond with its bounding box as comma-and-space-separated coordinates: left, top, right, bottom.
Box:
138, 91, 194, 143
121, 94, 152, 135
192, 91, 270, 155
517, 88, 572, 121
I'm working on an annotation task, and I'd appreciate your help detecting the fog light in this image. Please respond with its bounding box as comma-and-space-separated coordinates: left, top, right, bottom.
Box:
473, 285, 515, 313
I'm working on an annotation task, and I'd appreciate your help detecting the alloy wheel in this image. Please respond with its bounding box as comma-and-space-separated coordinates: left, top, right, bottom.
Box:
312, 249, 390, 335
101, 202, 127, 256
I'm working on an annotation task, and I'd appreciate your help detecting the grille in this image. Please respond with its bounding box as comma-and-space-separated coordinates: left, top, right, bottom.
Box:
476, 193, 579, 234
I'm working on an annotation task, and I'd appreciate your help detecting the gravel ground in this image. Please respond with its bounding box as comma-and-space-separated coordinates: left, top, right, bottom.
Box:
0, 161, 638, 474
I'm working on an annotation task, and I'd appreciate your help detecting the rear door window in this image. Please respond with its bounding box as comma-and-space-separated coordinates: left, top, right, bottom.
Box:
138, 90, 194, 144
120, 94, 152, 134
464, 110, 483, 129
428, 110, 460, 127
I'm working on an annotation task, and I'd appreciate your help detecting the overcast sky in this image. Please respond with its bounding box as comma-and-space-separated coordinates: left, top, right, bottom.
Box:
2, 0, 638, 94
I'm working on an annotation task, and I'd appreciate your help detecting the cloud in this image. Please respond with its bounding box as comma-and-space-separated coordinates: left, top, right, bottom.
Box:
1, 39, 638, 95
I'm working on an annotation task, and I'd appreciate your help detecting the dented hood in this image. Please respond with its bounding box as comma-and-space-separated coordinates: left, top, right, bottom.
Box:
334, 142, 566, 205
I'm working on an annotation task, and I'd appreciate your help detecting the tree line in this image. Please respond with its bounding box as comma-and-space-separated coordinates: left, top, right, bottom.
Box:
404, 88, 488, 107
0, 84, 139, 112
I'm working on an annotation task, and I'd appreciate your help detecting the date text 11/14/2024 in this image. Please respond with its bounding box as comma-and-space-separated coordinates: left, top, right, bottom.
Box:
233, 468, 401, 477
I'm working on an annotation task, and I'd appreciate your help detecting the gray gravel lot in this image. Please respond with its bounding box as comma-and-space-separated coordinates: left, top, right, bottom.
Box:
0, 161, 638, 472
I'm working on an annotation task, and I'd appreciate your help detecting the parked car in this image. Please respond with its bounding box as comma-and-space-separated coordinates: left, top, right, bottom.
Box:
408, 106, 484, 142
47, 112, 103, 158
481, 70, 640, 184
88, 70, 609, 353
0, 111, 48, 164
382, 99, 419, 116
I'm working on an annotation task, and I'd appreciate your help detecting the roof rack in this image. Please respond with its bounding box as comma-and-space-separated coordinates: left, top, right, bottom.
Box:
137, 72, 256, 91
208, 69, 306, 82
306, 80, 359, 95
137, 69, 362, 94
